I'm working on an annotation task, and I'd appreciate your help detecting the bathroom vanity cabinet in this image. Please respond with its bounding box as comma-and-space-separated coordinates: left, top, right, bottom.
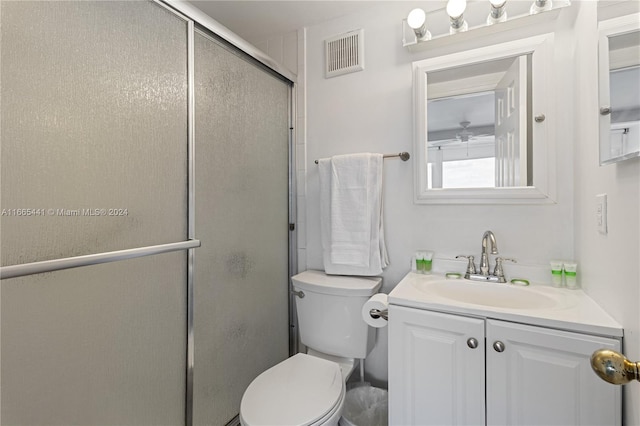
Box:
388, 305, 621, 425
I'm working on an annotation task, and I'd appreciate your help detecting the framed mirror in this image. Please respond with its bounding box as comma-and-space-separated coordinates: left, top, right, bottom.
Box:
413, 34, 555, 204
598, 14, 640, 165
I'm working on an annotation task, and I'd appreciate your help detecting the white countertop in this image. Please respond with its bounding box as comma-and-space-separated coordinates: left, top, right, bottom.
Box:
388, 272, 623, 338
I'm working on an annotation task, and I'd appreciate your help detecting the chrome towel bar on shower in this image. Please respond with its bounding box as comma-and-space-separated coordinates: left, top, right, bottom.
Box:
314, 152, 410, 164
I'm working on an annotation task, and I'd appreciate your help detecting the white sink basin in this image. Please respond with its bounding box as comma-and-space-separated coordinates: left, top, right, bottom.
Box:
388, 272, 624, 338
416, 279, 558, 310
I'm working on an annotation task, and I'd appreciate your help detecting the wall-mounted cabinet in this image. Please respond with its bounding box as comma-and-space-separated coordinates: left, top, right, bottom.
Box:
413, 34, 556, 204
598, 14, 640, 165
389, 305, 621, 425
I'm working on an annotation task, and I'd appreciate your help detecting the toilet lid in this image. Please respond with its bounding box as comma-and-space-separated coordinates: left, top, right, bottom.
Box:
240, 353, 344, 426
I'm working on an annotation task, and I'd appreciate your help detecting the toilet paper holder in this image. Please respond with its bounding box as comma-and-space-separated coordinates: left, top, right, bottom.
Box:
369, 308, 388, 321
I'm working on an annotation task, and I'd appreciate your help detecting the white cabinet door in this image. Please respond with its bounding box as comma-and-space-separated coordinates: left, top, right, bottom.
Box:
486, 319, 621, 426
389, 305, 485, 426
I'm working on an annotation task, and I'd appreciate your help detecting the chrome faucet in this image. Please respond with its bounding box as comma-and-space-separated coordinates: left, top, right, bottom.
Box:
457, 230, 516, 283
480, 230, 498, 276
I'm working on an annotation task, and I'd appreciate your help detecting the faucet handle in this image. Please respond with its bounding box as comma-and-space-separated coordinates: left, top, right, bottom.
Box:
456, 255, 477, 276
494, 257, 517, 282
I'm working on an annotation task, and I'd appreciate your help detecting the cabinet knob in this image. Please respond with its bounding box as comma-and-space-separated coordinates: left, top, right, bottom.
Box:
534, 114, 546, 123
493, 341, 505, 352
467, 338, 478, 349
600, 106, 612, 116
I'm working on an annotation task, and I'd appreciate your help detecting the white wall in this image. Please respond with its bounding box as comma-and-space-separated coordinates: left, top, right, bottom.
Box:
573, 2, 640, 425
302, 2, 576, 386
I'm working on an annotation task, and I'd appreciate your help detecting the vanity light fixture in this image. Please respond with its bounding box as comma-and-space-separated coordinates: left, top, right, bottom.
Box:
407, 8, 431, 41
402, 0, 569, 48
446, 0, 468, 34
530, 0, 552, 15
487, 0, 507, 25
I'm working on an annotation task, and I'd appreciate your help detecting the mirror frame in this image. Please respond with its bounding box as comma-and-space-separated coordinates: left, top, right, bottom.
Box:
598, 13, 640, 166
413, 33, 556, 204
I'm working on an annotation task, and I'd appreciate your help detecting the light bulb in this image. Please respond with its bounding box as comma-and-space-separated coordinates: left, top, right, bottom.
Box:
530, 0, 552, 15
447, 0, 468, 34
446, 0, 467, 18
407, 8, 426, 29
487, 0, 507, 25
407, 8, 431, 41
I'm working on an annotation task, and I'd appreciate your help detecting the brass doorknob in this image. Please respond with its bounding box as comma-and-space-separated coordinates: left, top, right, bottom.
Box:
591, 349, 640, 385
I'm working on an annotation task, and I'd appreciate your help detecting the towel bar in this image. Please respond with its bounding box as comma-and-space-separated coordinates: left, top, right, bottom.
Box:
314, 152, 410, 164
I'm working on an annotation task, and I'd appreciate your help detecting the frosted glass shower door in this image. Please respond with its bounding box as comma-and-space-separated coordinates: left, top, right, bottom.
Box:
1, 1, 189, 424
193, 31, 291, 425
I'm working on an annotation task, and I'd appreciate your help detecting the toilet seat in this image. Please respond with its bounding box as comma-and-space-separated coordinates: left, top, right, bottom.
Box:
240, 353, 345, 426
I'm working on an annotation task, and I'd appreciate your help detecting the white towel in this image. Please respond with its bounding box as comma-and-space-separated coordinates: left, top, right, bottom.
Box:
319, 153, 388, 276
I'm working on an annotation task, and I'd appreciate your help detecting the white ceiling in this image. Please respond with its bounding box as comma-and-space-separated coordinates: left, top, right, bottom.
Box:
188, 1, 374, 40
187, 1, 442, 41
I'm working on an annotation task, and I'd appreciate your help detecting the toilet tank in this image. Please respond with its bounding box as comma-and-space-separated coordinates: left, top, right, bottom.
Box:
291, 270, 382, 359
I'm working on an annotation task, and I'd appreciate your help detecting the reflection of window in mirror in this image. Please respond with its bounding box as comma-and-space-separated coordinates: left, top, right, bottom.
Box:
608, 31, 640, 161
426, 55, 532, 189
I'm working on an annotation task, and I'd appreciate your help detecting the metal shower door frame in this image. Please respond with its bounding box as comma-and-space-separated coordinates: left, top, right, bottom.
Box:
0, 1, 298, 424
158, 2, 298, 425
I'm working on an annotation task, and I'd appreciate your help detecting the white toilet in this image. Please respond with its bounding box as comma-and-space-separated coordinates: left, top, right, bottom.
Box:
240, 270, 382, 426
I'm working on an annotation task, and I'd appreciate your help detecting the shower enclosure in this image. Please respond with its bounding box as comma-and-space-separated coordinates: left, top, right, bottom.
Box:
0, 1, 293, 424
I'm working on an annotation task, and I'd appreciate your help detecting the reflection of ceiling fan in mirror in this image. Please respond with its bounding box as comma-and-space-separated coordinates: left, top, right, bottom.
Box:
456, 120, 474, 142
428, 120, 493, 148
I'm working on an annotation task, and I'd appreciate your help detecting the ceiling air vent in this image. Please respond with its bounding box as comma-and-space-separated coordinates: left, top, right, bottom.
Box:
325, 29, 364, 79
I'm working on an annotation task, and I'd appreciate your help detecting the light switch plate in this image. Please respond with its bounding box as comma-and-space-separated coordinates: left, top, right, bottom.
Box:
596, 193, 607, 234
